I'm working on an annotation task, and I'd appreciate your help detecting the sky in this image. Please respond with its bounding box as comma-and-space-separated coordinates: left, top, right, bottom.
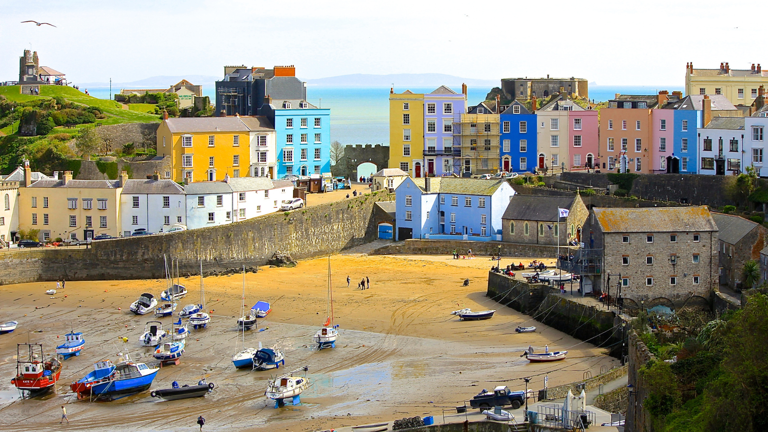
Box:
0, 0, 761, 87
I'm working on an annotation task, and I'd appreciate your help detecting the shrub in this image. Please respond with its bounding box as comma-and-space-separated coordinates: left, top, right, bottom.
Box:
512, 177, 526, 185
614, 189, 628, 197
749, 215, 764, 224
722, 205, 736, 214
50, 133, 72, 141
580, 188, 596, 196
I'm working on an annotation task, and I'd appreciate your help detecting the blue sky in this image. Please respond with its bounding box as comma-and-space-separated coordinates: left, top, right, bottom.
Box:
0, 0, 759, 86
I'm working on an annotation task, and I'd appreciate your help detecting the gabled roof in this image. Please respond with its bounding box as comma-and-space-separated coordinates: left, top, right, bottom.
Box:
501, 101, 531, 115
502, 196, 575, 222
539, 95, 587, 112
410, 177, 507, 196
704, 117, 745, 130
711, 213, 759, 245
184, 182, 233, 195
690, 68, 768, 78
594, 206, 717, 233
468, 102, 495, 114
430, 85, 457, 95
38, 66, 64, 76
226, 177, 278, 192
3, 165, 55, 182
666, 95, 738, 111
372, 168, 409, 177
238, 116, 273, 131
29, 179, 121, 189
274, 100, 317, 110
165, 117, 252, 133
271, 180, 294, 189
122, 179, 184, 195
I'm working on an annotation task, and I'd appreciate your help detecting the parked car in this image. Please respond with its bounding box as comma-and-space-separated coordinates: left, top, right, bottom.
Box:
93, 234, 115, 241
472, 174, 493, 180
17, 239, 42, 248
64, 238, 88, 246
280, 198, 304, 211
132, 229, 152, 237
469, 386, 526, 411
163, 225, 187, 234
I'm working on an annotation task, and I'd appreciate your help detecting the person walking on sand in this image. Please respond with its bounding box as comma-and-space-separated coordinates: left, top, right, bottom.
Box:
366, 277, 370, 289
347, 276, 350, 288
197, 415, 205, 431
62, 280, 66, 289
56, 281, 61, 290
545, 345, 549, 354
60, 405, 69, 424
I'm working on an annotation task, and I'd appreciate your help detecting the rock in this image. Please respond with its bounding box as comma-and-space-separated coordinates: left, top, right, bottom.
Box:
393, 417, 423, 430
268, 251, 296, 267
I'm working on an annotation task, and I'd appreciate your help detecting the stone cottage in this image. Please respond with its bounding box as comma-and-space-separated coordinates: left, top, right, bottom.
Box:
501, 194, 588, 246
711, 212, 767, 290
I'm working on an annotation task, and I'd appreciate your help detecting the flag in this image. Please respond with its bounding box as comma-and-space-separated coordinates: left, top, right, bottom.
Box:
558, 208, 570, 218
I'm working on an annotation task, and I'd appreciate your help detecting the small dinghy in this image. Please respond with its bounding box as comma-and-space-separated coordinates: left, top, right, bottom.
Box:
526, 350, 568, 362
265, 367, 309, 407
155, 302, 177, 318
46, 289, 56, 295
130, 293, 158, 315
161, 284, 187, 302
237, 312, 257, 330
515, 326, 536, 333
139, 321, 167, 347
56, 331, 85, 359
179, 304, 201, 318
252, 301, 271, 318
253, 346, 285, 371
0, 320, 18, 334
153, 339, 185, 362
171, 318, 189, 341
452, 308, 496, 321
483, 408, 514, 421
151, 379, 214, 401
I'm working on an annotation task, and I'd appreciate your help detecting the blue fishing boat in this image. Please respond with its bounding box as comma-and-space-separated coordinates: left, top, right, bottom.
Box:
232, 347, 258, 369
172, 318, 189, 341
253, 347, 285, 371
70, 355, 159, 400
154, 339, 185, 361
252, 301, 271, 318
56, 331, 85, 359
161, 284, 187, 302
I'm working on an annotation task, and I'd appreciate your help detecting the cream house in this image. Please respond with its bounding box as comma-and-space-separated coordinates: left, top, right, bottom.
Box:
0, 180, 19, 246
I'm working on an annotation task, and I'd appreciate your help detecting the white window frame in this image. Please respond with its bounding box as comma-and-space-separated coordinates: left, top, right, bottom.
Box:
573, 118, 582, 130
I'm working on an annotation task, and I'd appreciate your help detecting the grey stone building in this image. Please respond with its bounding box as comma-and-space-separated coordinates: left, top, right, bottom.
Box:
501, 194, 588, 246
500, 77, 588, 101
590, 206, 718, 306
711, 212, 767, 290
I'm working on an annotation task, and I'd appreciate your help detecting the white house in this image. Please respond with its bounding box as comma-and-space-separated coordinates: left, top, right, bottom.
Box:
242, 116, 277, 179
185, 181, 235, 229
698, 117, 746, 175
744, 115, 768, 176
372, 168, 409, 192
120, 178, 186, 236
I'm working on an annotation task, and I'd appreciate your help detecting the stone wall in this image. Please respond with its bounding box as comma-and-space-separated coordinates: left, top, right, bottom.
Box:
542, 365, 628, 401
712, 289, 740, 314
0, 191, 394, 284
333, 144, 389, 179
626, 330, 654, 432
371, 239, 577, 259
593, 385, 629, 416
93, 123, 159, 154
396, 422, 522, 432
75, 157, 170, 180
487, 273, 548, 314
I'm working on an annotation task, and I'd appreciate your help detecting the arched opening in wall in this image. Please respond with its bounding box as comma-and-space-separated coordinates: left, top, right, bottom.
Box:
414, 162, 422, 178
586, 153, 594, 169
538, 153, 546, 169
356, 162, 377, 181
680, 295, 710, 312
502, 156, 511, 173
646, 297, 676, 314
300, 165, 308, 176
622, 298, 641, 317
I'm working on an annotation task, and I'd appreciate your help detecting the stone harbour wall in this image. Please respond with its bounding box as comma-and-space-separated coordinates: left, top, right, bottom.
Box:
371, 239, 576, 259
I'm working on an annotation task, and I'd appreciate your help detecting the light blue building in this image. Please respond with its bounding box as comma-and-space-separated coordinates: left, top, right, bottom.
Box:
500, 101, 537, 173
394, 177, 515, 241
423, 86, 467, 176
260, 99, 331, 178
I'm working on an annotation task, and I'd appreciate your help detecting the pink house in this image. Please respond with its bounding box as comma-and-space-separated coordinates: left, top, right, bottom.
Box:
568, 109, 599, 170
652, 108, 675, 173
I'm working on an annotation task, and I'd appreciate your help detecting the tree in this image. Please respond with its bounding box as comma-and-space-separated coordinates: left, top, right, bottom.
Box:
74, 127, 101, 158
330, 140, 345, 166
742, 260, 760, 290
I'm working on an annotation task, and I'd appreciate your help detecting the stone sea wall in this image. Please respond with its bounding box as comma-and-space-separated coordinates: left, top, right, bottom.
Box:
0, 191, 394, 284
371, 239, 576, 259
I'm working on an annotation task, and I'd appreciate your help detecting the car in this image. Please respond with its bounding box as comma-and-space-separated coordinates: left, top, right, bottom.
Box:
93, 234, 115, 241
64, 238, 88, 246
280, 198, 304, 211
163, 225, 187, 234
132, 229, 152, 237
17, 240, 41, 248
474, 174, 493, 180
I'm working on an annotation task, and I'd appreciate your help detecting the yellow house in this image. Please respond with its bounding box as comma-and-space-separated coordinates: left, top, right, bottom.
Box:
457, 103, 500, 175
157, 116, 253, 183
18, 168, 125, 241
389, 90, 425, 177
685, 62, 768, 107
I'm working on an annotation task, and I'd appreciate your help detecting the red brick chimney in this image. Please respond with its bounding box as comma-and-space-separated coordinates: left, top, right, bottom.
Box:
725, 62, 730, 73
752, 63, 756, 73
703, 95, 712, 127
689, 62, 694, 74
758, 64, 762, 73
462, 83, 467, 96
658, 90, 669, 107
495, 95, 500, 114
390, 87, 393, 94
531, 96, 537, 114
162, 110, 168, 120
720, 62, 724, 72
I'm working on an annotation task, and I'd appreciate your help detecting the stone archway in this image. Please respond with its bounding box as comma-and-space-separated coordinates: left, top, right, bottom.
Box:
356, 162, 377, 181
335, 144, 390, 180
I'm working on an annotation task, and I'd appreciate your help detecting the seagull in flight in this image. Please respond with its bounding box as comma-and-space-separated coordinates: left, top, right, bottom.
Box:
21, 20, 56, 27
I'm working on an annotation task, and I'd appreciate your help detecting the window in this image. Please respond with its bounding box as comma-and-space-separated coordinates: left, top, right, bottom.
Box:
313, 118, 321, 128
68, 198, 77, 210
286, 134, 293, 144
31, 197, 37, 208
607, 137, 615, 151
510, 222, 515, 234
481, 214, 487, 225
635, 138, 642, 152
405, 195, 412, 206
646, 277, 654, 286
69, 215, 76, 227
703, 138, 712, 152
286, 118, 293, 128
503, 140, 510, 153
484, 139, 491, 151
552, 154, 559, 166
31, 213, 37, 225
208, 212, 215, 223
451, 196, 458, 206
636, 120, 641, 131
573, 154, 581, 166
403, 114, 410, 125
622, 235, 629, 243
43, 214, 48, 225
512, 105, 521, 114
444, 103, 452, 114
693, 234, 700, 242
715, 88, 721, 95
403, 144, 411, 157
502, 121, 510, 133
693, 276, 700, 285
208, 135, 215, 147
3, 194, 8, 211
227, 211, 232, 220
182, 155, 193, 168
622, 278, 629, 287
670, 234, 677, 242
132, 215, 138, 225
284, 149, 293, 162
426, 103, 436, 114
450, 213, 456, 223
754, 148, 764, 164
608, 156, 615, 170
621, 138, 628, 151
405, 211, 412, 221
622, 256, 629, 265
699, 88, 706, 95
216, 195, 223, 206
403, 129, 411, 142
681, 138, 688, 152
427, 119, 436, 133
300, 148, 307, 161
209, 156, 214, 168
638, 102, 647, 109
753, 126, 764, 141
300, 118, 307, 128
550, 118, 559, 130
636, 157, 642, 172
479, 198, 486, 208
646, 256, 653, 265
197, 196, 204, 207
313, 133, 321, 144
1, 216, 5, 226
443, 120, 453, 133
520, 157, 527, 170
403, 103, 409, 110
259, 152, 267, 163
519, 121, 527, 133
300, 133, 308, 144
573, 135, 582, 147
693, 254, 700, 263
539, 224, 544, 236
314, 148, 321, 160
285, 166, 292, 175
238, 192, 246, 202
622, 120, 627, 130
738, 88, 744, 99
239, 208, 246, 218
464, 197, 471, 207
182, 135, 192, 147
682, 157, 689, 171
233, 135, 240, 147
660, 119, 666, 131
752, 89, 759, 98
440, 196, 445, 205
483, 123, 491, 133
660, 156, 667, 170
608, 120, 613, 130
400, 162, 408, 172
551, 135, 559, 147
670, 276, 677, 285
164, 216, 170, 225
163, 196, 170, 208
573, 118, 582, 130
728, 158, 740, 171
681, 120, 688, 132
132, 196, 139, 208
470, 139, 477, 150
659, 137, 666, 152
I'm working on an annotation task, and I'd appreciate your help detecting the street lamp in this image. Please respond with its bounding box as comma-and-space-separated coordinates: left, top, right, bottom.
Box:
524, 377, 531, 421
498, 245, 502, 271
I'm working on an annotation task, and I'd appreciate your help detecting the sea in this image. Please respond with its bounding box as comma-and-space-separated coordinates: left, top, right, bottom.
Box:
84, 85, 682, 147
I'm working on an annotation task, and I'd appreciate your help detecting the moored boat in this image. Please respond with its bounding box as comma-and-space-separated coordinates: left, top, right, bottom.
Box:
11, 343, 62, 392
526, 350, 568, 362
252, 301, 271, 318
139, 321, 167, 347
265, 367, 309, 407
179, 304, 202, 318
153, 339, 185, 362
56, 331, 85, 359
151, 380, 214, 401
161, 284, 187, 302
452, 308, 496, 321
232, 347, 258, 369
190, 261, 210, 329
253, 347, 285, 371
515, 326, 536, 333
155, 302, 177, 317
172, 318, 189, 341
237, 312, 257, 330
314, 257, 338, 349
130, 293, 158, 315
70, 354, 159, 400
0, 320, 18, 334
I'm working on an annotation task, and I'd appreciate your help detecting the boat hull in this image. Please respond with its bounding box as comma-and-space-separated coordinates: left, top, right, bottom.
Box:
56, 341, 85, 358
515, 326, 536, 333
12, 369, 62, 391
151, 383, 213, 401
526, 351, 568, 362
458, 311, 495, 321
89, 369, 159, 398
0, 321, 18, 334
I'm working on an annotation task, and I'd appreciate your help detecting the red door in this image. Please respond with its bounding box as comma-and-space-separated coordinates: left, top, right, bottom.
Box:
427, 160, 435, 175
538, 155, 545, 169
414, 163, 422, 178
503, 159, 510, 172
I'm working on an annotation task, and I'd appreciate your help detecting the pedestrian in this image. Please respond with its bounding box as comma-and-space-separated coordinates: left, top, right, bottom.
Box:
62, 280, 66, 289
197, 415, 205, 431
56, 281, 61, 290
366, 276, 370, 289
545, 345, 549, 353
347, 276, 350, 288
361, 278, 366, 290
452, 249, 457, 259
60, 405, 69, 424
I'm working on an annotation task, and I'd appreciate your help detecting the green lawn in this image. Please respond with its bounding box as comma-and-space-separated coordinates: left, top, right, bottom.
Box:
127, 103, 158, 113
0, 85, 160, 125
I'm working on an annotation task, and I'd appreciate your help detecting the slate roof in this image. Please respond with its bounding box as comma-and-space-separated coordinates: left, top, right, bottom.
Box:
430, 85, 458, 95
274, 100, 317, 109
468, 102, 494, 114
238, 116, 273, 130
539, 95, 587, 112
666, 95, 738, 111
594, 206, 717, 233
376, 201, 397, 218
184, 182, 233, 195
165, 117, 252, 133
704, 117, 745, 130
411, 178, 506, 196
711, 213, 759, 245
28, 179, 121, 189
502, 196, 575, 222
122, 179, 184, 194
761, 245, 768, 256
691, 69, 768, 78
38, 66, 64, 76
224, 68, 254, 82
501, 101, 531, 115
271, 180, 294, 189
373, 168, 408, 177
3, 166, 55, 182
226, 177, 277, 192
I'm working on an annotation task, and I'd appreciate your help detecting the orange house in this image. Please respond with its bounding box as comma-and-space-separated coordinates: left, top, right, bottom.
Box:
599, 95, 663, 173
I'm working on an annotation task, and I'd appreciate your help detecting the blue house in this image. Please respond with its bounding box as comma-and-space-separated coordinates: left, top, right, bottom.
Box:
260, 98, 331, 178
500, 101, 537, 173
395, 177, 515, 241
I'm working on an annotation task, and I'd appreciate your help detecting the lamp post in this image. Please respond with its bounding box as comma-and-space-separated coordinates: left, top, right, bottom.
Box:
524, 377, 531, 422
627, 384, 635, 428
497, 245, 502, 271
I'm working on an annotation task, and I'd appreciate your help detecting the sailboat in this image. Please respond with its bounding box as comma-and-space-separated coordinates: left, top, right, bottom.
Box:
171, 318, 190, 340
265, 366, 309, 407
233, 266, 258, 369
189, 261, 210, 330
313, 256, 339, 349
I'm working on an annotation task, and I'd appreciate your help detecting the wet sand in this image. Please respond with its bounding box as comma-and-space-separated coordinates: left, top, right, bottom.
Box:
0, 254, 618, 431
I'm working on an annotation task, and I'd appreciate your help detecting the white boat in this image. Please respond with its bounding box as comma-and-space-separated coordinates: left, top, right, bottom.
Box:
154, 338, 185, 361
483, 409, 514, 421
155, 302, 176, 317
313, 257, 339, 349
521, 269, 557, 279
451, 308, 496, 321
161, 284, 187, 302
265, 367, 309, 406
56, 331, 85, 359
139, 320, 167, 347
233, 266, 257, 369
0, 321, 18, 334
516, 326, 536, 333
251, 301, 271, 318
526, 350, 568, 362
130, 293, 158, 315
46, 289, 56, 295
171, 318, 189, 340
539, 272, 573, 282
190, 261, 210, 329
179, 304, 202, 318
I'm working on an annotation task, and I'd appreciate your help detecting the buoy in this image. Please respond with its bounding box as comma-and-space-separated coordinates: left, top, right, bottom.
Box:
118, 307, 122, 311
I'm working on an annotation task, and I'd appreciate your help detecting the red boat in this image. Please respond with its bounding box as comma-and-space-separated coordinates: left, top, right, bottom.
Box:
10, 343, 62, 392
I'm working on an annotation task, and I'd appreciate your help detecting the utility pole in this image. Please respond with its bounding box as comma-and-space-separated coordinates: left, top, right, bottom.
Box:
109, 78, 112, 101
524, 377, 531, 421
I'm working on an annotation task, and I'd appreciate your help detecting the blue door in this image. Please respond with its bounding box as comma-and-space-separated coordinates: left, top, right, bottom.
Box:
378, 223, 393, 240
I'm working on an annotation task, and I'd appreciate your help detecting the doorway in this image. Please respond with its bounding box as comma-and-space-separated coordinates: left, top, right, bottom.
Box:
538, 154, 545, 169
503, 157, 511, 172
414, 162, 422, 178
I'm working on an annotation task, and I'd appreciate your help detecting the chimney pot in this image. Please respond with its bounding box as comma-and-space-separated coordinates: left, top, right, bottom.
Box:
62, 171, 73, 186
703, 95, 712, 127
726, 62, 730, 73
23, 160, 31, 187
162, 109, 168, 120
531, 96, 537, 114
752, 63, 756, 72
425, 177, 431, 192
758, 64, 762, 73
119, 171, 128, 187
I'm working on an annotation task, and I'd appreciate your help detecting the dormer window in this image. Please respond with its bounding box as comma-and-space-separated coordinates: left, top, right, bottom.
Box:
638, 102, 647, 108
283, 102, 291, 109
300, 102, 307, 108
477, 107, 484, 114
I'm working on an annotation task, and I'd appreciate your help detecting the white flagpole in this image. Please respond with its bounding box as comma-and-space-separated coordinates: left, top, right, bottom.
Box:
557, 208, 560, 287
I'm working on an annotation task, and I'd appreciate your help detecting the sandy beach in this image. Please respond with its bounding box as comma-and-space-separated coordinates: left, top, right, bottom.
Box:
0, 253, 618, 431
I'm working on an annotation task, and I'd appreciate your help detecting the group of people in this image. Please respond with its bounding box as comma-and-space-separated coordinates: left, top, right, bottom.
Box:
358, 176, 372, 183
345, 190, 359, 199
347, 275, 370, 290
558, 253, 575, 262
451, 249, 474, 259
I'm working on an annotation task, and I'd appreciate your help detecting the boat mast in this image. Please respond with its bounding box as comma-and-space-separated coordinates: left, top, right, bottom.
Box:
241, 265, 246, 346
199, 260, 205, 309
328, 256, 333, 327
